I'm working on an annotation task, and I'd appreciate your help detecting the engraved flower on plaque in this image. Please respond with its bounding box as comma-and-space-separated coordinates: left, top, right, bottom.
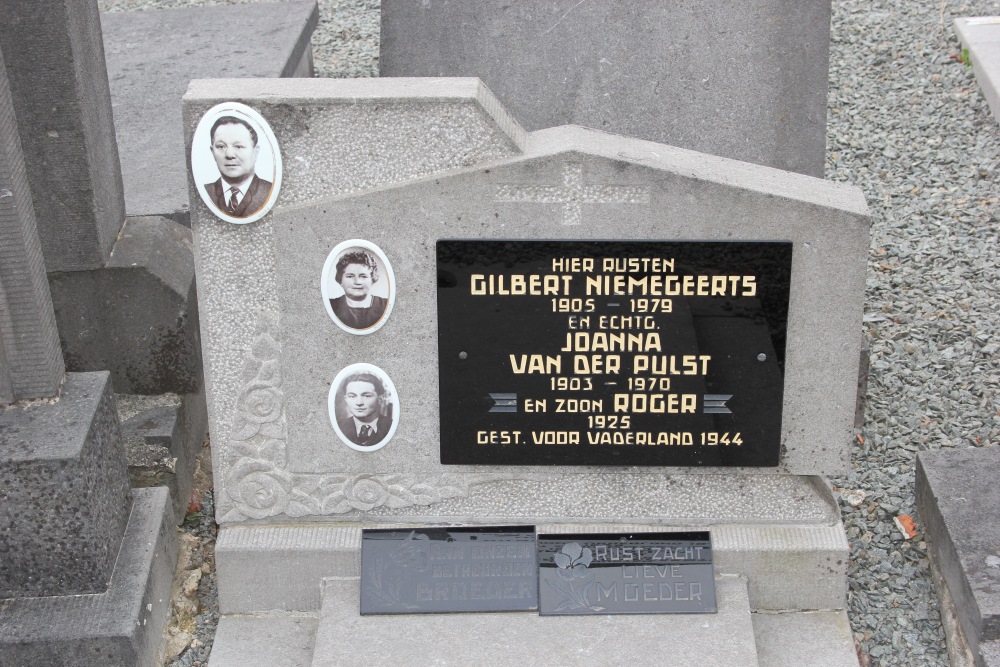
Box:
547, 542, 604, 612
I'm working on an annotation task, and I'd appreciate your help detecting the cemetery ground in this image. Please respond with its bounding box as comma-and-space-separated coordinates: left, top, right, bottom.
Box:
91, 0, 1000, 664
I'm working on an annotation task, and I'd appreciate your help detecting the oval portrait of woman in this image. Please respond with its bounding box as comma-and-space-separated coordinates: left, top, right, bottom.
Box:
328, 363, 400, 453
321, 240, 395, 335
190, 101, 282, 225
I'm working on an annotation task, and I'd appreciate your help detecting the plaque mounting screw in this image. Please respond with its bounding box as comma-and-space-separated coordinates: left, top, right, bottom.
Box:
757, 353, 767, 362
459, 351, 468, 360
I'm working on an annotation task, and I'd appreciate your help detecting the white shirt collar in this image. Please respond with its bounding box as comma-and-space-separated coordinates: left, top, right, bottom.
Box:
352, 416, 378, 435
345, 294, 373, 308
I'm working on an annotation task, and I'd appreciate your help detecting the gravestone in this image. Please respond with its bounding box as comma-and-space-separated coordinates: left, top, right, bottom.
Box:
381, 0, 831, 177
184, 78, 866, 665
101, 0, 319, 223
917, 447, 1000, 667
954, 17, 1000, 124
0, 0, 211, 521
0, 47, 175, 666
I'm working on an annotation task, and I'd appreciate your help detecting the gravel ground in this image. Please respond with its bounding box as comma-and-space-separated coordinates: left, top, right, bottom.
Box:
826, 0, 999, 664
96, 0, 1000, 664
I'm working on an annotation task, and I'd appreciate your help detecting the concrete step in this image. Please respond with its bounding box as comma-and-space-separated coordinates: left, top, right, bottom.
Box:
207, 579, 862, 667
309, 575, 758, 666
216, 521, 849, 615
753, 609, 859, 667
101, 0, 319, 223
210, 614, 319, 667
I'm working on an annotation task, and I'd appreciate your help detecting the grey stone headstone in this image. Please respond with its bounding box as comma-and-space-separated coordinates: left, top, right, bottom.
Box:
381, 1, 831, 177
183, 78, 868, 530
0, 0, 124, 272
0, 49, 64, 403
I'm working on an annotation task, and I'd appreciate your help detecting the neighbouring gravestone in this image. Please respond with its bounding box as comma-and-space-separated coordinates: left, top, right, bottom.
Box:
380, 0, 831, 178
101, 0, 319, 223
0, 47, 175, 666
184, 78, 866, 665
954, 17, 1000, 124
916, 447, 1000, 666
0, 0, 209, 521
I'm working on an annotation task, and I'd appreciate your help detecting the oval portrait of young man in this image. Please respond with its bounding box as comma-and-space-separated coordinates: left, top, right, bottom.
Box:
328, 363, 400, 453
321, 239, 396, 335
190, 101, 282, 224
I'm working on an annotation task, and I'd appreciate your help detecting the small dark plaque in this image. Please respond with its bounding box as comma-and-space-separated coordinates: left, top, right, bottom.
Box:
437, 240, 792, 466
537, 532, 716, 615
360, 526, 538, 614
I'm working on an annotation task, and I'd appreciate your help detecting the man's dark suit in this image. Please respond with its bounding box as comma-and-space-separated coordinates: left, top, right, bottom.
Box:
204, 174, 273, 218
338, 414, 393, 447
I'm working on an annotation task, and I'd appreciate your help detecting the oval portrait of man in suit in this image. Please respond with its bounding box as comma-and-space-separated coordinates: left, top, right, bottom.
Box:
191, 101, 282, 225
329, 363, 400, 453
321, 239, 396, 335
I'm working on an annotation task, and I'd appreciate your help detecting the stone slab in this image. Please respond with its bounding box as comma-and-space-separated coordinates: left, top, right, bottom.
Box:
752, 610, 859, 667
0, 487, 176, 667
209, 615, 318, 667
0, 371, 129, 599
216, 520, 847, 614
0, 0, 124, 272
102, 0, 319, 222
182, 79, 869, 531
381, 0, 830, 177
983, 640, 1000, 667
0, 47, 64, 402
955, 18, 1000, 124
49, 216, 202, 395
311, 574, 757, 666
916, 447, 1000, 664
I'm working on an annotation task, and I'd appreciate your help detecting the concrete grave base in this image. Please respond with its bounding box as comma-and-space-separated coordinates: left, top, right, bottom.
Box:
209, 576, 859, 667
752, 610, 858, 667
0, 487, 176, 667
216, 517, 848, 615
917, 447, 1000, 667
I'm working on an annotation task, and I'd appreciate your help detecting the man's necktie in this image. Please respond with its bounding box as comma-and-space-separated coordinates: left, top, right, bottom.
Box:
228, 186, 240, 213
359, 425, 374, 440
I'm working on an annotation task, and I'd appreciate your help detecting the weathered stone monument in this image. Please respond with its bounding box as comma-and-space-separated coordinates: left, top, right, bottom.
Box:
187, 78, 867, 665
381, 1, 831, 177
0, 0, 212, 522
0, 46, 175, 665
917, 448, 1000, 666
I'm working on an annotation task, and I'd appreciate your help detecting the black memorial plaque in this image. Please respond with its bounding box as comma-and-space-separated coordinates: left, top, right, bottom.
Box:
437, 240, 792, 466
360, 526, 538, 614
537, 531, 716, 615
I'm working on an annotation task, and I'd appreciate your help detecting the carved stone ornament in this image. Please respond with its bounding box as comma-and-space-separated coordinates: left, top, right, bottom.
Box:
219, 310, 525, 522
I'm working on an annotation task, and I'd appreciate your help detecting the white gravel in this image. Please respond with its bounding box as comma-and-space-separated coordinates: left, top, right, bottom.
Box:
97, 0, 1000, 664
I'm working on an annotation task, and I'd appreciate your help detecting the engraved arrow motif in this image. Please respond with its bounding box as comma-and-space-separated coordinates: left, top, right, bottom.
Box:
703, 394, 733, 414
488, 393, 518, 413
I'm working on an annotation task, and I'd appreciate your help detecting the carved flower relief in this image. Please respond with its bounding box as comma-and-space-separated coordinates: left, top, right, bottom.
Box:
228, 462, 292, 519
230, 381, 285, 443
554, 542, 593, 580
241, 385, 282, 423
341, 475, 391, 511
